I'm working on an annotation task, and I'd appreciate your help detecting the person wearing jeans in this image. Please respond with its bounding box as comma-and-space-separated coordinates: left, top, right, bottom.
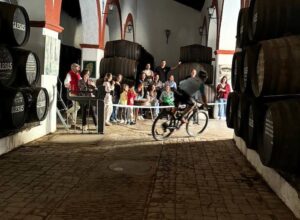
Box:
216, 76, 231, 120
64, 63, 81, 129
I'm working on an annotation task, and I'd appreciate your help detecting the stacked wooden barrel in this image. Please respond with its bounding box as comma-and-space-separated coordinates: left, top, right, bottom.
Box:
0, 2, 49, 137
175, 44, 215, 106
227, 0, 300, 175
100, 40, 154, 83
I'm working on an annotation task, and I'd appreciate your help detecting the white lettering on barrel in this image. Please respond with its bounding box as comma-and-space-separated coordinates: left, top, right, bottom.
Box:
244, 66, 248, 88
11, 105, 24, 114
36, 101, 46, 108
253, 13, 258, 24
0, 63, 13, 70
265, 117, 274, 145
13, 21, 26, 31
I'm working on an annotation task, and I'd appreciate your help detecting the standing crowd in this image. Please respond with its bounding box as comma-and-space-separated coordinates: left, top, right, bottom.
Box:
64, 60, 231, 130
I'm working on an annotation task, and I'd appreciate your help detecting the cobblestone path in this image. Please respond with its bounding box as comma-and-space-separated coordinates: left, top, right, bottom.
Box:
0, 121, 296, 219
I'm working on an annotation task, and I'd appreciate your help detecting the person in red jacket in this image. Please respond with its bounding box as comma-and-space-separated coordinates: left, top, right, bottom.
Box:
127, 83, 137, 125
216, 76, 231, 120
64, 63, 81, 128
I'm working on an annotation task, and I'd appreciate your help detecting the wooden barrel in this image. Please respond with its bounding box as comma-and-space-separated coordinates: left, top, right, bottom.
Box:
0, 46, 14, 87
100, 57, 137, 79
247, 95, 300, 150
176, 63, 213, 84
248, 0, 300, 42
234, 94, 252, 139
240, 46, 258, 94
0, 88, 26, 129
11, 48, 40, 87
0, 47, 40, 87
21, 87, 49, 122
104, 40, 142, 60
226, 92, 239, 129
205, 85, 216, 104
180, 45, 212, 64
0, 2, 30, 46
231, 51, 243, 92
236, 8, 250, 48
251, 35, 300, 97
259, 99, 300, 173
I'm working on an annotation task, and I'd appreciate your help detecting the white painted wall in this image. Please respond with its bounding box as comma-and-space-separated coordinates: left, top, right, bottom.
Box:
215, 0, 240, 84
136, 0, 202, 67
17, 0, 45, 21
107, 9, 122, 41
219, 0, 240, 50
79, 0, 99, 45
59, 11, 83, 49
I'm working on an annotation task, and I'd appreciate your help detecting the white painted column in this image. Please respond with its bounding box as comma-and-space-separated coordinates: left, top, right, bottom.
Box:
0, 27, 61, 156
81, 48, 104, 80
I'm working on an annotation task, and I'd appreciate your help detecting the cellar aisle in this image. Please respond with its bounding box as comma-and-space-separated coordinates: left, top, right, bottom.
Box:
0, 120, 296, 219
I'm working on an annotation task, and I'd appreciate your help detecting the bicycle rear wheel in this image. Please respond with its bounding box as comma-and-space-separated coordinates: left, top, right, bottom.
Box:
152, 111, 175, 141
186, 110, 208, 137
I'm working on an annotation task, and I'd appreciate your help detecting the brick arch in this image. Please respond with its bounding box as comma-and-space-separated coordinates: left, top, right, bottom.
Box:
100, 0, 123, 48
123, 13, 135, 42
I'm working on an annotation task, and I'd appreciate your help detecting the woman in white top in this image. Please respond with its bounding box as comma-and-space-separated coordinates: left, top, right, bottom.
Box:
142, 63, 154, 85
103, 73, 115, 126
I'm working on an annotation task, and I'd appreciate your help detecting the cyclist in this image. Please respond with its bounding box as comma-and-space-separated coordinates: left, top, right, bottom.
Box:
174, 68, 208, 123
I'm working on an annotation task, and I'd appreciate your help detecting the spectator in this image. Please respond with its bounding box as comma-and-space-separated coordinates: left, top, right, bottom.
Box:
64, 63, 81, 129
127, 83, 137, 125
103, 73, 115, 126
118, 84, 129, 124
216, 76, 231, 120
135, 83, 146, 120
160, 84, 175, 106
137, 72, 148, 90
142, 63, 154, 85
111, 74, 123, 122
154, 60, 181, 82
147, 84, 159, 117
78, 70, 97, 131
166, 74, 177, 91
153, 74, 163, 98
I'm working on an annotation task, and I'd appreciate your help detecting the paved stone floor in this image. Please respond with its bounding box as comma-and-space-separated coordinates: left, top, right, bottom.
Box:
0, 120, 297, 219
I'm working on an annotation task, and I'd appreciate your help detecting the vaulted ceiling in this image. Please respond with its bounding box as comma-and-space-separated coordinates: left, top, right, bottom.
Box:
173, 0, 206, 11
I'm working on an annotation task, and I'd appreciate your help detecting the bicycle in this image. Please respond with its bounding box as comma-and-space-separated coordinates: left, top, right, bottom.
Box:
151, 102, 209, 141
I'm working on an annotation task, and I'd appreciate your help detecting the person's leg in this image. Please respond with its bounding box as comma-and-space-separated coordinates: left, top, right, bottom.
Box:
220, 98, 226, 119
106, 102, 113, 124
217, 99, 221, 119
91, 105, 97, 126
82, 104, 87, 126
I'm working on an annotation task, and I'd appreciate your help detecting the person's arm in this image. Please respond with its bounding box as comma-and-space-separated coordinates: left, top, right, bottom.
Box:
225, 84, 231, 95
170, 92, 175, 103
64, 73, 71, 89
159, 91, 165, 102
170, 61, 181, 71
174, 82, 177, 90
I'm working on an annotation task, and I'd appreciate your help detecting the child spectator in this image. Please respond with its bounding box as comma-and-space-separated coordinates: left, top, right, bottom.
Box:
147, 84, 159, 117
127, 83, 137, 125
111, 74, 123, 122
118, 84, 129, 124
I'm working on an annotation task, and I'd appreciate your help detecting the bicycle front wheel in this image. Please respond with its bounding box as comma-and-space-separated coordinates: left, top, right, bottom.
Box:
152, 111, 175, 141
186, 110, 208, 137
